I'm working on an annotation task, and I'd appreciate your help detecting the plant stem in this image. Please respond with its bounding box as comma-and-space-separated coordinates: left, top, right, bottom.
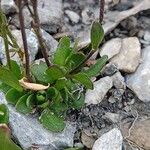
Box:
30, 0, 51, 67
99, 0, 105, 24
17, 0, 31, 81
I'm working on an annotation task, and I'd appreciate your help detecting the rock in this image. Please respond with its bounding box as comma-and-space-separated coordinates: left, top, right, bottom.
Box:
10, 0, 63, 33
38, 0, 63, 33
65, 10, 80, 24
110, 37, 141, 73
100, 38, 122, 60
85, 77, 113, 105
81, 131, 95, 148
121, 119, 150, 149
103, 64, 118, 76
103, 112, 120, 123
0, 92, 76, 150
11, 7, 32, 29
92, 128, 123, 150
111, 72, 126, 89
144, 30, 150, 43
1, 0, 17, 14
126, 46, 150, 102
41, 30, 58, 57
0, 29, 58, 65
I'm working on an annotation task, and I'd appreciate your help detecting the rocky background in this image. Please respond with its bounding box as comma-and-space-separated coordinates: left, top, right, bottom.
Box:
0, 0, 150, 150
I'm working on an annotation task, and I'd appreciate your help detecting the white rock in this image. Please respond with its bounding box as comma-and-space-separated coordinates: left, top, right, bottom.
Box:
85, 77, 113, 105
0, 92, 76, 150
92, 128, 123, 150
65, 10, 80, 24
111, 72, 126, 89
100, 38, 122, 59
127, 46, 150, 102
110, 37, 141, 73
1, 0, 16, 14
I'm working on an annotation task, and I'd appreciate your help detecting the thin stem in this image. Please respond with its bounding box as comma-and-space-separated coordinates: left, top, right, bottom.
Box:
99, 0, 105, 24
4, 34, 11, 70
17, 0, 31, 81
30, 0, 51, 67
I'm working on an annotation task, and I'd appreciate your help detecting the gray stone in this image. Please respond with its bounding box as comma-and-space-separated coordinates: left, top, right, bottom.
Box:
1, 0, 17, 14
111, 72, 126, 89
10, 0, 63, 33
65, 10, 80, 24
11, 7, 32, 29
41, 30, 58, 57
110, 37, 141, 73
127, 46, 150, 102
103, 112, 120, 123
85, 77, 113, 105
100, 38, 122, 60
92, 128, 123, 150
0, 92, 76, 150
144, 30, 150, 43
38, 0, 63, 33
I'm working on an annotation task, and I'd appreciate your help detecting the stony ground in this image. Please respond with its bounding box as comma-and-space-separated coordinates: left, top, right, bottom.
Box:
0, 0, 150, 150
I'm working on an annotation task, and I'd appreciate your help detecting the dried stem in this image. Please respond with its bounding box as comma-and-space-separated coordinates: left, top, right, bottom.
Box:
99, 0, 105, 24
17, 0, 31, 81
30, 0, 51, 67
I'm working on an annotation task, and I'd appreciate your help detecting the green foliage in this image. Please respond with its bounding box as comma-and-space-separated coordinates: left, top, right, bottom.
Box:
0, 104, 9, 124
0, 125, 21, 150
39, 109, 65, 132
0, 66, 23, 92
91, 21, 104, 50
0, 20, 107, 132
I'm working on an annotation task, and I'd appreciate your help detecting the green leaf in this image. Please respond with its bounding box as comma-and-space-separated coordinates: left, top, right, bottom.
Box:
91, 21, 104, 50
36, 91, 46, 105
65, 52, 86, 70
54, 79, 67, 90
46, 65, 65, 83
0, 104, 9, 124
30, 62, 49, 83
9, 60, 21, 79
26, 94, 35, 109
15, 93, 32, 114
53, 36, 72, 66
0, 66, 23, 92
71, 94, 85, 109
0, 82, 11, 94
72, 73, 93, 89
64, 147, 83, 150
6, 88, 24, 105
0, 125, 22, 150
39, 109, 66, 132
84, 55, 108, 77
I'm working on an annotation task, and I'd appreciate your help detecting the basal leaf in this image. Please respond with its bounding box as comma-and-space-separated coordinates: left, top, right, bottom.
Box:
0, 125, 22, 150
84, 55, 108, 78
9, 60, 21, 79
0, 83, 11, 94
72, 73, 93, 89
46, 65, 65, 83
39, 109, 66, 132
30, 62, 49, 83
6, 88, 24, 105
65, 52, 86, 70
0, 66, 23, 92
15, 93, 32, 114
53, 36, 72, 66
0, 104, 9, 124
26, 94, 35, 109
54, 79, 67, 90
71, 93, 85, 109
91, 21, 104, 50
